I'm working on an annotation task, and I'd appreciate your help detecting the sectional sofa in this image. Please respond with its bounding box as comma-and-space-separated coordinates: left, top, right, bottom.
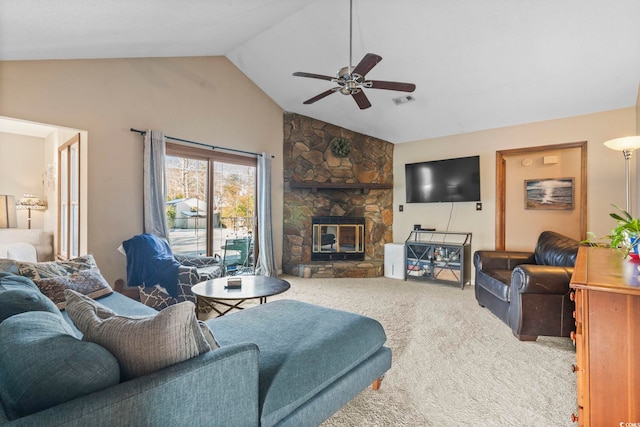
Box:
0, 257, 391, 427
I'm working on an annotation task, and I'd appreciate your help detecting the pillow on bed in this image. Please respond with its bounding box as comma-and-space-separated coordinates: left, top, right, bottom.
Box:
64, 289, 215, 380
33, 268, 113, 309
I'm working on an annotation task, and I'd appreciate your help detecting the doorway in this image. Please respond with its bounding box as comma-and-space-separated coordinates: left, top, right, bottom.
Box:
0, 116, 88, 257
495, 141, 587, 250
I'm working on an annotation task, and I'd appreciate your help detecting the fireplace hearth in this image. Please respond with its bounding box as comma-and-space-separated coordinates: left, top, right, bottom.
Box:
311, 216, 365, 261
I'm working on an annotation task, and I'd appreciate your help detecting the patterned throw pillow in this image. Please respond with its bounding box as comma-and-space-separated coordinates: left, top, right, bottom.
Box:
64, 289, 216, 380
33, 268, 113, 309
17, 254, 98, 281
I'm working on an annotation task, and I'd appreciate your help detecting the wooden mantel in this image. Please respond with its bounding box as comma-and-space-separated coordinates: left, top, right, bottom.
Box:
289, 181, 393, 193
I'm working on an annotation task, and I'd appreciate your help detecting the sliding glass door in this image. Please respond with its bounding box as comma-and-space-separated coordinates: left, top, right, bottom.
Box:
165, 143, 256, 264
165, 155, 209, 255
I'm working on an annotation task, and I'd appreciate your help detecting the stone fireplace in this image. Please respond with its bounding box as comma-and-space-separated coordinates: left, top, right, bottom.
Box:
282, 113, 394, 278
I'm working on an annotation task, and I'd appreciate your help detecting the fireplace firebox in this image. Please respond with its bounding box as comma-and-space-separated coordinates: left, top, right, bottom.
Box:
311, 216, 365, 261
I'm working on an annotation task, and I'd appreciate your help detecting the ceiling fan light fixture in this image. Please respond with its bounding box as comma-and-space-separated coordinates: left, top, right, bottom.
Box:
340, 80, 358, 95
337, 66, 353, 79
292, 0, 415, 108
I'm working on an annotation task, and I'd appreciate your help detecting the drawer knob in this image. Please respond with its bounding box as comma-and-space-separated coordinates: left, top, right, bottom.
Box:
570, 291, 575, 301
570, 331, 576, 341
571, 364, 579, 373
571, 413, 579, 423
573, 310, 576, 319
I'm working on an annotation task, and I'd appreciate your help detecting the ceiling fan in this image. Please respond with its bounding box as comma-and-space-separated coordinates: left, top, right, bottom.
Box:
292, 0, 416, 110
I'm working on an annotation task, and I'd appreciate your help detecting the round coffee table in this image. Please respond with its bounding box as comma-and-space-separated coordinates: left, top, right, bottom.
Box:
192, 275, 290, 318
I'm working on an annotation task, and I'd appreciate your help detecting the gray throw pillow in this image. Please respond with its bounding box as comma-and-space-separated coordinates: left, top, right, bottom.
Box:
64, 289, 216, 380
0, 311, 120, 420
0, 259, 19, 275
0, 273, 60, 324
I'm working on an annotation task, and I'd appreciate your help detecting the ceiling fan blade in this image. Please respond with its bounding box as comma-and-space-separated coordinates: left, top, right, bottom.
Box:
351, 53, 382, 78
303, 88, 340, 105
367, 80, 416, 92
352, 90, 372, 110
293, 72, 334, 81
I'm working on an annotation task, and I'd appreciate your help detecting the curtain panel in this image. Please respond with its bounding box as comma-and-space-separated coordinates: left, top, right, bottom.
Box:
143, 130, 169, 239
255, 152, 278, 276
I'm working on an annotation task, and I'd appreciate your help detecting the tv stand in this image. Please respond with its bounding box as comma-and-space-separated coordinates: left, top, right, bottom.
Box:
404, 230, 472, 289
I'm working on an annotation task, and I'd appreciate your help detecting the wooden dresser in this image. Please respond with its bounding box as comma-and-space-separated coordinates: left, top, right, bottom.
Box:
570, 246, 640, 426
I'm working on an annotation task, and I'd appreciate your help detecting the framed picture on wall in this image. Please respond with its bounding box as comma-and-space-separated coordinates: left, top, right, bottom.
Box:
524, 177, 574, 210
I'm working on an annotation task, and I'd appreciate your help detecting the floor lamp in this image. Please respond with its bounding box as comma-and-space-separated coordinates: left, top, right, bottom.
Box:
604, 135, 640, 215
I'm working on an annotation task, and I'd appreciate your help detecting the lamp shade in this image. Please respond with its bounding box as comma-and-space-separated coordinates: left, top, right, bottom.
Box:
603, 135, 640, 152
0, 195, 17, 228
15, 194, 47, 211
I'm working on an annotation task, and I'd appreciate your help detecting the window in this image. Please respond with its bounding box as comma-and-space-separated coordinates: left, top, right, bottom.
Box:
165, 143, 256, 262
58, 134, 80, 259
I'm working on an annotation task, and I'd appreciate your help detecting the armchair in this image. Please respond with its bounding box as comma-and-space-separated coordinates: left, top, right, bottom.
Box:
473, 231, 579, 341
122, 234, 223, 310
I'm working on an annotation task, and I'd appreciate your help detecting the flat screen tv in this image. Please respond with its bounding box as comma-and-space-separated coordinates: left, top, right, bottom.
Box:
405, 155, 481, 203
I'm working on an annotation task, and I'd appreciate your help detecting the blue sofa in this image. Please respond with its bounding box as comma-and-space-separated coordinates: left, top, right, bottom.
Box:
0, 266, 391, 427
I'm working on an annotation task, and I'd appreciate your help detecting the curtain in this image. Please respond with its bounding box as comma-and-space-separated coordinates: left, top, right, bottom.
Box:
143, 130, 169, 239
255, 152, 278, 276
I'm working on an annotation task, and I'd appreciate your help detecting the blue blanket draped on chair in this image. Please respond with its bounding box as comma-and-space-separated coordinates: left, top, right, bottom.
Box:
123, 234, 180, 298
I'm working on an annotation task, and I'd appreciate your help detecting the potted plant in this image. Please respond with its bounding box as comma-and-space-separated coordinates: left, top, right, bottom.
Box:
585, 205, 640, 258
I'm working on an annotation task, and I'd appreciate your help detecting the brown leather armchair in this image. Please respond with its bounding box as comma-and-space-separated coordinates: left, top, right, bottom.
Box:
473, 231, 579, 341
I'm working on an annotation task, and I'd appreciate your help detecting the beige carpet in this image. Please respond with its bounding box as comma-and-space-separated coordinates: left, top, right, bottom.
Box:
268, 275, 577, 427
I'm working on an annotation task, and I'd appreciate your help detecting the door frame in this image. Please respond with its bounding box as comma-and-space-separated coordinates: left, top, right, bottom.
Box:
495, 141, 588, 250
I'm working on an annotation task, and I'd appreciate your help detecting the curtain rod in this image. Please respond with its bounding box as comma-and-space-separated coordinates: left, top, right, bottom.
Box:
130, 128, 272, 158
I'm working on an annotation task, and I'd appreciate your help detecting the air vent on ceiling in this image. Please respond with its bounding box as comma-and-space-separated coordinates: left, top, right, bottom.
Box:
392, 95, 415, 105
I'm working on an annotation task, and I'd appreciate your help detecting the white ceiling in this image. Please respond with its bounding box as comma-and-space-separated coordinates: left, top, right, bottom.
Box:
1, 0, 639, 143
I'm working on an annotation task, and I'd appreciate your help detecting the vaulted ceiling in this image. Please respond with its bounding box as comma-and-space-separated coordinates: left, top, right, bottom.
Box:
2, 0, 639, 143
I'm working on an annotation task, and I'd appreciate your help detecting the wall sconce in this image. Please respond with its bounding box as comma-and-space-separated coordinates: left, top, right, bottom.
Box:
603, 135, 640, 214
15, 194, 47, 229
42, 163, 57, 189
0, 195, 17, 228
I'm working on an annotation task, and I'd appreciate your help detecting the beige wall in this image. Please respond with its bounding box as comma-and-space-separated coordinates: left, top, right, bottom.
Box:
394, 107, 637, 263
0, 57, 284, 284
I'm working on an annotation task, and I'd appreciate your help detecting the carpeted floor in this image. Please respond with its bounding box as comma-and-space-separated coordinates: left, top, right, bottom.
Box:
268, 275, 577, 427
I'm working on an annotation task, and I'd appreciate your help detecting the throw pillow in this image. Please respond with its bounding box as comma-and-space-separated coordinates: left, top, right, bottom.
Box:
0, 273, 61, 324
0, 311, 120, 420
17, 254, 98, 280
0, 258, 20, 275
64, 289, 216, 380
33, 268, 113, 309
